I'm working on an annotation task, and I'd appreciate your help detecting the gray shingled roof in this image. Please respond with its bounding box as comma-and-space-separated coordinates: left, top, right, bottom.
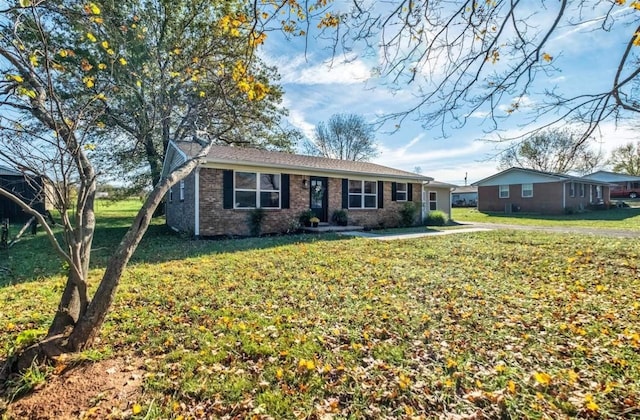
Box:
176, 142, 433, 181
0, 165, 22, 176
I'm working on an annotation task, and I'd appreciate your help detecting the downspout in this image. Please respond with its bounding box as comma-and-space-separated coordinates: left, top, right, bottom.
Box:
194, 167, 200, 237
562, 181, 566, 210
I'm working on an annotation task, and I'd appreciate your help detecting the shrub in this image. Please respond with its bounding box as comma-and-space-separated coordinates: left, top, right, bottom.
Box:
331, 209, 348, 226
399, 202, 417, 227
248, 208, 266, 236
424, 210, 448, 226
298, 209, 314, 226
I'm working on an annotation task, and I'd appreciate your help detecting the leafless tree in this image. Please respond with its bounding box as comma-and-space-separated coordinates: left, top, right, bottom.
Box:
303, 113, 378, 161
256, 1, 640, 144
608, 141, 640, 175
498, 128, 604, 174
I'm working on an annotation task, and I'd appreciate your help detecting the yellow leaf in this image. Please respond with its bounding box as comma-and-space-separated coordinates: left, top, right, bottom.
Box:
6, 74, 24, 83
119, 57, 127, 66
19, 0, 31, 7
29, 54, 38, 67
89, 2, 101, 15
132, 403, 142, 415
98, 63, 107, 70
101, 40, 109, 49
542, 52, 552, 62
584, 394, 599, 411
86, 32, 97, 42
199, 91, 205, 97
533, 371, 552, 386
275, 368, 283, 379
631, 1, 640, 10
507, 380, 516, 394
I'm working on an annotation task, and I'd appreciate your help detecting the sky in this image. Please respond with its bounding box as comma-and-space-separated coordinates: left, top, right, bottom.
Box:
261, 2, 640, 186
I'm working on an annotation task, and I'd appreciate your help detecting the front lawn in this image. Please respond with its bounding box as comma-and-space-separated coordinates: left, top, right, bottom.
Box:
1, 204, 639, 418
453, 206, 640, 230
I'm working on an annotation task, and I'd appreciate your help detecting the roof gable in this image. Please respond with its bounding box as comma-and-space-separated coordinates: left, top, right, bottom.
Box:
174, 142, 433, 182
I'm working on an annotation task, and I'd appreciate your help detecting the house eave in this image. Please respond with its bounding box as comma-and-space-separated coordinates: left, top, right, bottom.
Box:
199, 158, 433, 183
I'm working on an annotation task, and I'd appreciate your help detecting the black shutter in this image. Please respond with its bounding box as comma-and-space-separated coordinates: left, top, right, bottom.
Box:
342, 179, 349, 209
391, 182, 397, 201
378, 181, 384, 209
223, 170, 233, 209
408, 183, 413, 201
281, 174, 290, 209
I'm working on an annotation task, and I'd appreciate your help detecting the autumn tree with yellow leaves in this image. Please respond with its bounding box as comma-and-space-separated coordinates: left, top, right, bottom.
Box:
0, 0, 295, 373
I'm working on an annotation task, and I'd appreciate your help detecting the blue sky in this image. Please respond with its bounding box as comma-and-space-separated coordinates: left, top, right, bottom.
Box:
261, 3, 640, 185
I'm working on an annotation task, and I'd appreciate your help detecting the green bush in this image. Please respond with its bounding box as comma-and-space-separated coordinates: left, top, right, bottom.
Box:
399, 202, 417, 227
424, 210, 448, 226
248, 208, 266, 236
331, 209, 348, 226
298, 209, 314, 227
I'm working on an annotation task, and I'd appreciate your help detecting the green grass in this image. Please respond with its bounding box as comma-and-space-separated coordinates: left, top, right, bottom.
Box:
1, 200, 639, 418
453, 206, 640, 230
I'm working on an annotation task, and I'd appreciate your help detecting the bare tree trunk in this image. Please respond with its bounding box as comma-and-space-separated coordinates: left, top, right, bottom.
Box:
66, 156, 203, 350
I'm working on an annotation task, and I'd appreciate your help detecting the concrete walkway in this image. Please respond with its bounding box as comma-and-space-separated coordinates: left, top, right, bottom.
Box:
338, 227, 492, 240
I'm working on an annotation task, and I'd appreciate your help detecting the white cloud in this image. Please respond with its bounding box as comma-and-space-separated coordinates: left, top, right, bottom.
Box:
275, 54, 372, 86
287, 108, 316, 140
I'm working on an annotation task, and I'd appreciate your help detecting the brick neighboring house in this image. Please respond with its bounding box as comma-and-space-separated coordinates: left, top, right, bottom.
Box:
472, 167, 612, 214
583, 170, 640, 199
162, 141, 453, 237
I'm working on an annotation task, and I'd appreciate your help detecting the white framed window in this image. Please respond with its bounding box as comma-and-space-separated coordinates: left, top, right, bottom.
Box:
234, 171, 281, 209
522, 183, 533, 198
429, 191, 437, 211
569, 182, 576, 197
499, 185, 509, 199
579, 183, 585, 197
179, 180, 185, 201
396, 182, 407, 201
349, 180, 377, 209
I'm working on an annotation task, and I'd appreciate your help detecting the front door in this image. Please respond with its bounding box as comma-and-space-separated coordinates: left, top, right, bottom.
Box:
310, 176, 328, 222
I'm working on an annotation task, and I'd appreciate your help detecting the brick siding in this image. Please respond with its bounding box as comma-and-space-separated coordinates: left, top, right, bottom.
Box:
171, 168, 425, 236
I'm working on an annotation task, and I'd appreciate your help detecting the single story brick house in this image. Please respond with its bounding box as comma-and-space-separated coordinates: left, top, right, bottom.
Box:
583, 170, 640, 199
472, 167, 612, 214
162, 141, 453, 237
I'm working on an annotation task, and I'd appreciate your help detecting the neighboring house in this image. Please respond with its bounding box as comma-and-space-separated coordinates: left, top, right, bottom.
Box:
583, 170, 640, 199
472, 167, 612, 214
162, 141, 452, 237
0, 166, 49, 222
451, 185, 478, 207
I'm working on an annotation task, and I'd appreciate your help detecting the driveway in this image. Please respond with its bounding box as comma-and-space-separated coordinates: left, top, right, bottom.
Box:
339, 223, 639, 240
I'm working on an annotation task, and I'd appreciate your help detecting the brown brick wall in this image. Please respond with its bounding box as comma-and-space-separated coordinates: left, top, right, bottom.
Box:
478, 182, 610, 214
165, 171, 196, 234
193, 168, 425, 236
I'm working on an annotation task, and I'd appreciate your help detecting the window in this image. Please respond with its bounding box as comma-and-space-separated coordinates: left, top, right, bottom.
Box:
179, 180, 185, 201
234, 171, 281, 208
169, 188, 173, 203
429, 191, 437, 211
396, 182, 407, 201
499, 185, 509, 198
569, 182, 575, 197
579, 183, 585, 197
348, 180, 377, 209
522, 183, 533, 198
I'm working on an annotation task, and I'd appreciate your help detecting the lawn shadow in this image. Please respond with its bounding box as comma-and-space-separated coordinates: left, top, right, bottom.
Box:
1, 221, 352, 287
